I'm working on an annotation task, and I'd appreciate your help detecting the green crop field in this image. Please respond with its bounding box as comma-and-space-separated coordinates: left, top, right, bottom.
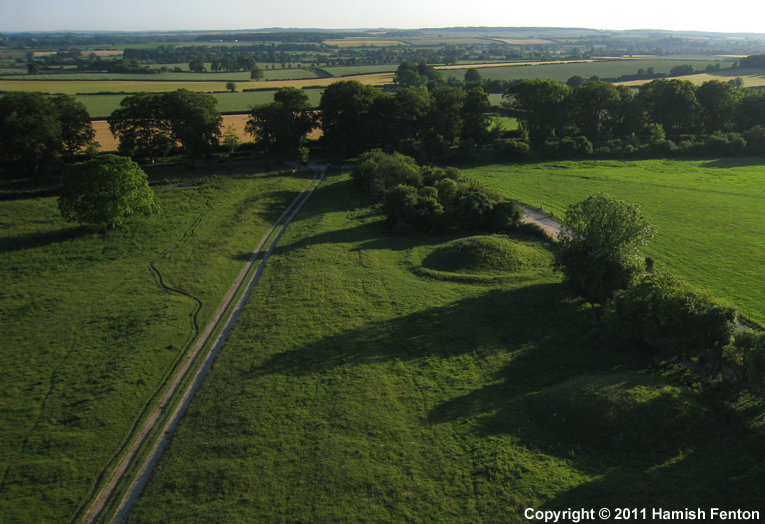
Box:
0, 164, 314, 523
464, 158, 765, 326
77, 88, 324, 118
122, 171, 765, 523
319, 64, 399, 77
445, 58, 733, 83
0, 69, 320, 82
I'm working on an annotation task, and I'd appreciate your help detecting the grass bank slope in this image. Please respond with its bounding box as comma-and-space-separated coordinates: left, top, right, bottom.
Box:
127, 172, 765, 523
0, 163, 313, 523
465, 158, 765, 326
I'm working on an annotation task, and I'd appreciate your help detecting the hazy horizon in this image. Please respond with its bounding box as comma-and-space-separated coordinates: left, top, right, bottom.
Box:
2, 0, 764, 35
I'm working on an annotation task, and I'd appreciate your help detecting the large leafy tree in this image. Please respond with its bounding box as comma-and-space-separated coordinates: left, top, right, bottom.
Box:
568, 81, 625, 141
163, 89, 222, 157
696, 80, 740, 134
554, 193, 657, 304
502, 79, 572, 146
108, 92, 173, 163
58, 155, 159, 229
637, 79, 698, 139
319, 80, 385, 154
460, 87, 491, 146
51, 94, 96, 162
0, 91, 61, 176
246, 87, 315, 156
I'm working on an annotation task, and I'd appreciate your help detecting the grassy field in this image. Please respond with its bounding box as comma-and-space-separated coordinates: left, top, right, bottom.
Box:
0, 72, 392, 96
0, 69, 320, 82
323, 38, 408, 47
463, 158, 765, 326
122, 171, 765, 523
443, 58, 733, 83
0, 163, 315, 523
80, 88, 325, 119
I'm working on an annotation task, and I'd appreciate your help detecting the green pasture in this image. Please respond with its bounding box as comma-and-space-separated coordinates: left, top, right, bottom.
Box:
124, 171, 765, 523
320, 64, 398, 77
0, 164, 314, 523
447, 58, 733, 83
464, 158, 765, 325
77, 88, 324, 118
0, 69, 320, 82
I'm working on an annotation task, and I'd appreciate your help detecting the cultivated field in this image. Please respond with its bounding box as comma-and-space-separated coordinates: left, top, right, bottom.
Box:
464, 158, 765, 326
122, 171, 765, 523
323, 38, 408, 47
0, 165, 314, 523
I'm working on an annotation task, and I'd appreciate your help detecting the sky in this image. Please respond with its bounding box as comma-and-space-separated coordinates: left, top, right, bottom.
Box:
1, 0, 764, 34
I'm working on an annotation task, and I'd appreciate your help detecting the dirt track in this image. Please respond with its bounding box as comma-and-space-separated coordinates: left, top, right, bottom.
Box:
76, 167, 325, 524
519, 205, 562, 239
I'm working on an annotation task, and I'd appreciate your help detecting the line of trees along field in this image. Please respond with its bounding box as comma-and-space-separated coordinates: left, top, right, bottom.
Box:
3, 55, 765, 180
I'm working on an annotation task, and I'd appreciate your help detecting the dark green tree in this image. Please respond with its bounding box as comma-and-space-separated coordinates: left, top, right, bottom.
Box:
247, 88, 315, 156
696, 80, 739, 134
637, 79, 698, 139
554, 193, 657, 304
163, 89, 222, 157
108, 92, 173, 163
319, 80, 385, 154
0, 91, 61, 176
58, 155, 159, 229
460, 87, 491, 146
464, 68, 482, 86
568, 81, 624, 141
51, 94, 96, 162
502, 79, 572, 146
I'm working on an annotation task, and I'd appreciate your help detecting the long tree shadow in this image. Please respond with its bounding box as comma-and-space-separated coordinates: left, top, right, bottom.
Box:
0, 226, 91, 254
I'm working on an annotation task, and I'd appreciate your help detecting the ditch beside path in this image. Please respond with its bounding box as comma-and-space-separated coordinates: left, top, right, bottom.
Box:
518, 205, 562, 239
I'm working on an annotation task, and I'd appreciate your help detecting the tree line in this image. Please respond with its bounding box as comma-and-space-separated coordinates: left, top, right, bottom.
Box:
554, 193, 765, 388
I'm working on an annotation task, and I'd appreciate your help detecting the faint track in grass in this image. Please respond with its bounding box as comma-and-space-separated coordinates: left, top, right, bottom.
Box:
76, 168, 325, 524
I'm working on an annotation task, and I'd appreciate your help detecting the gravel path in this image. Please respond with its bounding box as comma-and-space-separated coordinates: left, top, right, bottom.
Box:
518, 204, 562, 239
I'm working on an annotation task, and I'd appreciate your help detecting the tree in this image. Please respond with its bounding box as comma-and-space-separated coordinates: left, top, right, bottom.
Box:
0, 91, 61, 176
58, 155, 159, 229
502, 79, 572, 146
638, 79, 697, 139
221, 124, 241, 153
250, 65, 264, 81
696, 80, 739, 134
163, 90, 222, 157
226, 82, 237, 92
51, 95, 97, 161
246, 87, 315, 156
566, 75, 585, 88
554, 193, 657, 303
464, 68, 482, 86
460, 87, 491, 146
568, 81, 624, 141
27, 61, 39, 74
189, 59, 206, 73
319, 80, 384, 154
108, 92, 173, 163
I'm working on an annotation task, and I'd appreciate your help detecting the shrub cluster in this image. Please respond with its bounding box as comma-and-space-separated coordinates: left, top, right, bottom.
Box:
353, 150, 521, 233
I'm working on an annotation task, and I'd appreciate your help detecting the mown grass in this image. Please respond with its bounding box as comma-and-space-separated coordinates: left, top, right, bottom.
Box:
464, 158, 765, 325
0, 163, 315, 523
126, 172, 765, 523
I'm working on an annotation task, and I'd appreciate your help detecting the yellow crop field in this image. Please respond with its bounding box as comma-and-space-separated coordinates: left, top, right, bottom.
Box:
616, 72, 765, 87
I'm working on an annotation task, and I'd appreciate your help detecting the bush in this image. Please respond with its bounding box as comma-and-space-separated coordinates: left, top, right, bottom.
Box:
744, 126, 765, 156
352, 150, 422, 201
705, 132, 747, 156
603, 271, 738, 363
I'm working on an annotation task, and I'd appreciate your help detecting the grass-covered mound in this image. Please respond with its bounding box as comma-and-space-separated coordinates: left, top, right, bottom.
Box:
421, 235, 553, 275
522, 373, 707, 452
